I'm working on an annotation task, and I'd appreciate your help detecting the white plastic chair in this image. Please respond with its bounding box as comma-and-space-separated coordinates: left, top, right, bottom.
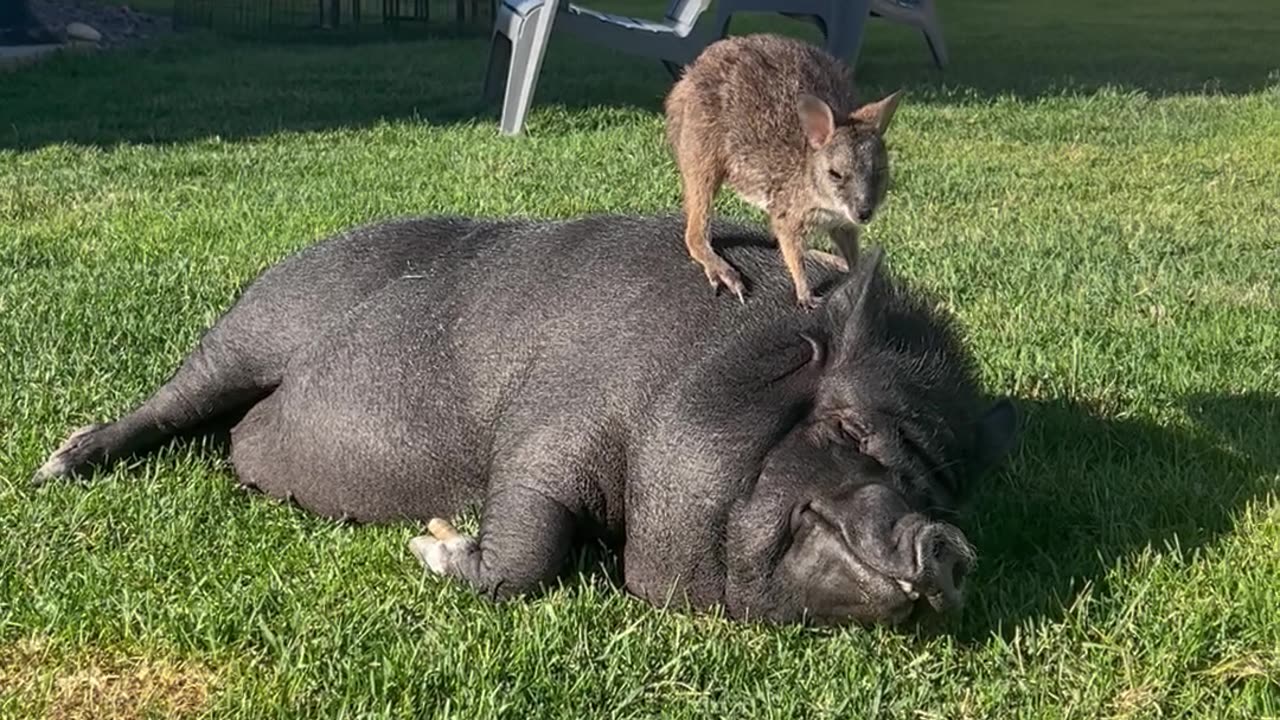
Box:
484, 0, 873, 135
870, 0, 947, 68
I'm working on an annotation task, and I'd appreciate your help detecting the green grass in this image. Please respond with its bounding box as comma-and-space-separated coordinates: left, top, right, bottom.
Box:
3, 0, 1280, 716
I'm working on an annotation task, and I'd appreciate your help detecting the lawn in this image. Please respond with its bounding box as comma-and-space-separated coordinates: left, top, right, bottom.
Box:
2, 0, 1279, 716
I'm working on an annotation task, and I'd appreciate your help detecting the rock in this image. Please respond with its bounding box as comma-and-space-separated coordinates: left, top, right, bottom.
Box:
65, 21, 100, 42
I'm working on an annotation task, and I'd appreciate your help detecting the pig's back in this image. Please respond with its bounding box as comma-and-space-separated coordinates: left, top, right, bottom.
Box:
228, 214, 843, 524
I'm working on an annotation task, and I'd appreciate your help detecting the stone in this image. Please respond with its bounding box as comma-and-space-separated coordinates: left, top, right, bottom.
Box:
0, 43, 61, 72
64, 20, 98, 41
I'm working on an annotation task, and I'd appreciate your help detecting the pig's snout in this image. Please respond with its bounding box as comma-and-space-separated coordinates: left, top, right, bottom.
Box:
897, 522, 973, 613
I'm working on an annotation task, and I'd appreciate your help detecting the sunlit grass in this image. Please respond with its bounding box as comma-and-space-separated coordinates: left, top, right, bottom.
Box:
2, 0, 1279, 716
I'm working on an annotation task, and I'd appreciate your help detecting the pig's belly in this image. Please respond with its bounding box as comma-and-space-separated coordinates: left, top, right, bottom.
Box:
225, 274, 518, 524
228, 379, 490, 524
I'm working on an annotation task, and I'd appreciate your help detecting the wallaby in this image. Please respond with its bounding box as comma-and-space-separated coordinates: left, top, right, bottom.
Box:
665, 33, 902, 308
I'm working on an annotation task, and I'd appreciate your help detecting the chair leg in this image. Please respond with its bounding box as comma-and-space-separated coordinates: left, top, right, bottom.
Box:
498, 4, 554, 136
823, 0, 870, 68
920, 1, 947, 68
715, 13, 732, 40
924, 28, 946, 68
869, 0, 947, 68
483, 30, 512, 101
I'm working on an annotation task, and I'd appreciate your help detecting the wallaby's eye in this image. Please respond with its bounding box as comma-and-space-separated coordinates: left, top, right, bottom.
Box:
828, 169, 844, 181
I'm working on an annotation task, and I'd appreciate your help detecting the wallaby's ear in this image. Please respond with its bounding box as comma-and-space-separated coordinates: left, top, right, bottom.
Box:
824, 244, 885, 328
850, 90, 903, 135
973, 398, 1019, 471
798, 94, 836, 149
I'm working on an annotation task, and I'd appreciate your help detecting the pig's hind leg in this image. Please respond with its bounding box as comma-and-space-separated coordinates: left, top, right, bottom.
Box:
33, 331, 275, 484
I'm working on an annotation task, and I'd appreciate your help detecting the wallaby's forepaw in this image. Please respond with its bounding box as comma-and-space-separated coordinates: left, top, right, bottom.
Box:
31, 424, 108, 485
796, 293, 821, 310
409, 518, 477, 576
810, 250, 850, 273
702, 259, 745, 303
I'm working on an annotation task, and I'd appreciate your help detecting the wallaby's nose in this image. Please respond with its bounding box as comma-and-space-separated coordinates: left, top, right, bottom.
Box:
857, 208, 874, 223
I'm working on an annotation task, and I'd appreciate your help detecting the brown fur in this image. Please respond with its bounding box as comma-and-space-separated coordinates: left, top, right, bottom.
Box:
665, 33, 902, 307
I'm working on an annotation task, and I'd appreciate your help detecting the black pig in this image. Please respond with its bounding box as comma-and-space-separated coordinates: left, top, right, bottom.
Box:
35, 214, 1016, 626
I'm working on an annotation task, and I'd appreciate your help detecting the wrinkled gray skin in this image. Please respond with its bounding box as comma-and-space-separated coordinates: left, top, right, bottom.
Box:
35, 214, 1017, 626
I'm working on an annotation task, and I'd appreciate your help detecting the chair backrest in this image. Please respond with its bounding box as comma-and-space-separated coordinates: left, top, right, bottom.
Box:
663, 0, 714, 33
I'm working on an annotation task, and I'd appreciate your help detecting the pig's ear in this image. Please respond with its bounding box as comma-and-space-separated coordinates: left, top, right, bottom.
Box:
790, 498, 829, 534
789, 494, 850, 541
973, 398, 1019, 471
824, 244, 885, 332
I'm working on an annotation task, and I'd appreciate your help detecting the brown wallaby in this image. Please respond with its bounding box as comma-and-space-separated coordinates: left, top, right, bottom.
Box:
665, 33, 903, 307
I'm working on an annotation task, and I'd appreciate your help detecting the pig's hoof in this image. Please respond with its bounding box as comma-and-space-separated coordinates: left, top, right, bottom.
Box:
31, 424, 106, 485
703, 260, 745, 303
409, 519, 476, 576
408, 535, 449, 574
427, 517, 460, 541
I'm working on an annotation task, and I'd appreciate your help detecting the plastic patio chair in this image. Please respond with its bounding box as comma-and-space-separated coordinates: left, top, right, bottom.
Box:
869, 0, 947, 68
727, 0, 872, 67
483, 0, 715, 136
483, 0, 873, 135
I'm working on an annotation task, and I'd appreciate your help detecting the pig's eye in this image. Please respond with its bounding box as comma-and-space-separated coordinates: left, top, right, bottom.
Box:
837, 418, 868, 450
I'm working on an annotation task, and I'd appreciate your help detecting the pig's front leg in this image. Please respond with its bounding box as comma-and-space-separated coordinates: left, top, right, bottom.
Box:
408, 485, 575, 601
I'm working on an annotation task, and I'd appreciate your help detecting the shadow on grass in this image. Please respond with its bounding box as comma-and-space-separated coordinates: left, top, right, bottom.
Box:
0, 29, 674, 151
542, 392, 1279, 641
31, 386, 1277, 641
3, 0, 1276, 151
955, 392, 1279, 641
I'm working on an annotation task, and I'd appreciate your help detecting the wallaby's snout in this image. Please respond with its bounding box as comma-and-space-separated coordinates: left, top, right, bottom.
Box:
837, 91, 904, 228
807, 124, 889, 229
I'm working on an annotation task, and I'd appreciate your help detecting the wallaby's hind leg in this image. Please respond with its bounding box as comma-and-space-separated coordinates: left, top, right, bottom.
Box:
676, 148, 744, 302
33, 339, 271, 484
665, 83, 744, 301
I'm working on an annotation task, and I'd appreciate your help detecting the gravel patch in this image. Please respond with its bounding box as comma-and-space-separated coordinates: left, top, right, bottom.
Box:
28, 0, 173, 49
